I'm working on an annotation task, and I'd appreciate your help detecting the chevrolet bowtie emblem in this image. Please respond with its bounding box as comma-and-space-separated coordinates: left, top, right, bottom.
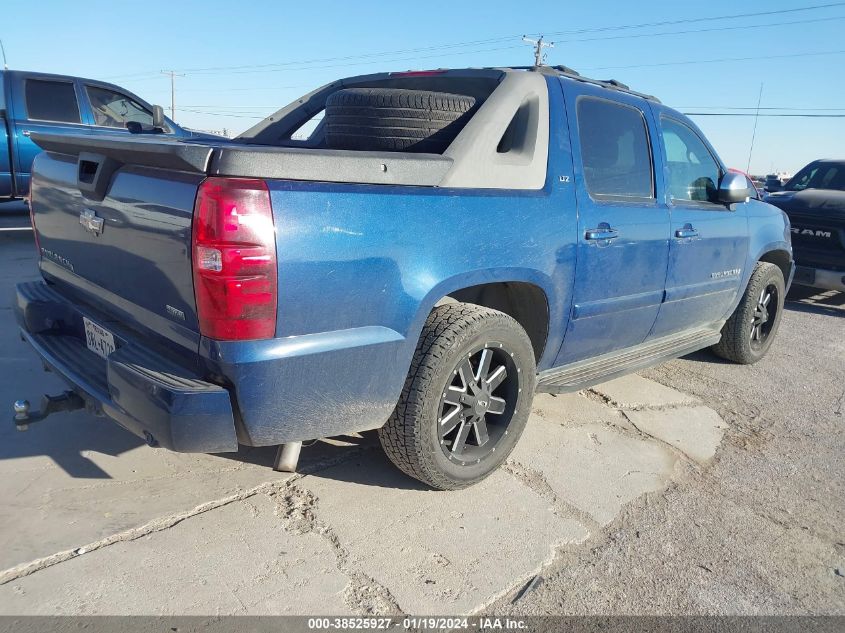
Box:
79, 209, 104, 236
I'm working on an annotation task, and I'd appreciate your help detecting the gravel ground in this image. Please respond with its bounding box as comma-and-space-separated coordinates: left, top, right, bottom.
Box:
498, 286, 845, 615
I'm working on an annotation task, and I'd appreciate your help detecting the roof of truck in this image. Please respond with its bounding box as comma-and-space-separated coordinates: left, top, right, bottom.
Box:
378, 65, 662, 104
500, 65, 661, 103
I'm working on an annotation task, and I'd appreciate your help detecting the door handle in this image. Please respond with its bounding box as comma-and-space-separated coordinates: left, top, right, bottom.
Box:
585, 223, 619, 242
21, 130, 31, 137
675, 224, 699, 239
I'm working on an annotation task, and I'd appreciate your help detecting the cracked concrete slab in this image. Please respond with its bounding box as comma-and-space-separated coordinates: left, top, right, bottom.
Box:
532, 392, 623, 427
0, 233, 730, 616
510, 416, 680, 525
0, 400, 373, 571
591, 375, 700, 409
0, 494, 349, 615
298, 451, 589, 615
624, 406, 728, 465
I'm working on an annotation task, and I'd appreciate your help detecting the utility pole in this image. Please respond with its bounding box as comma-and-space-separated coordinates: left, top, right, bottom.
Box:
522, 35, 554, 67
0, 39, 8, 70
161, 70, 185, 121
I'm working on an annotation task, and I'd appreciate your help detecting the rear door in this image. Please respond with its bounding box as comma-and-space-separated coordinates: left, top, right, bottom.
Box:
648, 115, 749, 338
12, 76, 91, 193
555, 83, 670, 365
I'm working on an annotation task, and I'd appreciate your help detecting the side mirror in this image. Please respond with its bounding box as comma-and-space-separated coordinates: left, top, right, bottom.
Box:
152, 105, 165, 130
718, 172, 751, 205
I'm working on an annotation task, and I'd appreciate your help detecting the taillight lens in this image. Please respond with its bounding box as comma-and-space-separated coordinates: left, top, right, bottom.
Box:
192, 177, 277, 340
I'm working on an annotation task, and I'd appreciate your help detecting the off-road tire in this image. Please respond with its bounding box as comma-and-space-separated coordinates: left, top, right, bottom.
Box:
324, 88, 476, 153
711, 262, 785, 364
378, 303, 536, 490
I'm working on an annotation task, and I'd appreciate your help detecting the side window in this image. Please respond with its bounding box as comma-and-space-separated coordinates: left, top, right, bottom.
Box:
576, 97, 654, 199
85, 85, 153, 128
661, 118, 722, 205
25, 80, 81, 123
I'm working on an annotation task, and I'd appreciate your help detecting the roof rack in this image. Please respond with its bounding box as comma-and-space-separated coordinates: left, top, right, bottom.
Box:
505, 64, 661, 104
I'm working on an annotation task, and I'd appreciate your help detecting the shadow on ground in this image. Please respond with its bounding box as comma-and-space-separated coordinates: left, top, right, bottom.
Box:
785, 286, 844, 318
215, 431, 430, 491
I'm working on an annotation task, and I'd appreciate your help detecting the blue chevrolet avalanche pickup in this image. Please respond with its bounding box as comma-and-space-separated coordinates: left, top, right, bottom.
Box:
14, 66, 794, 490
0, 69, 212, 200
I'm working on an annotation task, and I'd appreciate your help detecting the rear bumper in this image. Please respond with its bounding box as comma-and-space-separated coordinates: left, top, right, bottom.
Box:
15, 281, 238, 453
793, 265, 845, 292
16, 280, 411, 449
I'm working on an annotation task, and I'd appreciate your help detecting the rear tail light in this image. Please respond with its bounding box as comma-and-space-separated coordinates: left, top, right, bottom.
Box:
192, 177, 277, 340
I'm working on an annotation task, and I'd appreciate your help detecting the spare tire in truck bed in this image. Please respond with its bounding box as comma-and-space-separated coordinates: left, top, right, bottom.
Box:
324, 88, 477, 153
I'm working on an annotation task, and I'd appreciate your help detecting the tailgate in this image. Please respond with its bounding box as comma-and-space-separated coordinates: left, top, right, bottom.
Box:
29, 133, 218, 355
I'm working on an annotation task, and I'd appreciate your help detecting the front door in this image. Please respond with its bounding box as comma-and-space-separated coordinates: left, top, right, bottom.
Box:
555, 86, 670, 365
648, 115, 749, 338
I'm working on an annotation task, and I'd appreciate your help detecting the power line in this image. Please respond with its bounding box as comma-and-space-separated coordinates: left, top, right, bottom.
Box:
184, 44, 523, 76
747, 84, 764, 173
144, 12, 843, 81
685, 112, 845, 117
179, 108, 264, 119
172, 36, 518, 74
180, 15, 845, 77
180, 105, 278, 110
103, 1, 845, 80
553, 14, 845, 45
544, 1, 845, 36
678, 106, 845, 111
582, 48, 845, 71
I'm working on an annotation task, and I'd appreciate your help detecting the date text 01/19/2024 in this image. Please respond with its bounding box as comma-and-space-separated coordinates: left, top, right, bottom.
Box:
306, 617, 528, 630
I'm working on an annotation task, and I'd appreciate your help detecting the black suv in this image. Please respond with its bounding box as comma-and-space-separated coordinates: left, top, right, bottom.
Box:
765, 159, 845, 292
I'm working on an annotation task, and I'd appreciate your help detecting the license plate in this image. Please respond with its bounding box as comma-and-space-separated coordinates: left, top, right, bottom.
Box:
83, 317, 116, 359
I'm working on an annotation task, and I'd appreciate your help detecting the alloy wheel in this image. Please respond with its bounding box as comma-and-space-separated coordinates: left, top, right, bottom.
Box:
437, 343, 520, 465
750, 283, 779, 350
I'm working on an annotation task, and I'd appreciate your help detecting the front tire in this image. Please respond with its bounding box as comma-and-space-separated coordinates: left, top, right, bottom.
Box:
711, 262, 785, 364
379, 303, 536, 490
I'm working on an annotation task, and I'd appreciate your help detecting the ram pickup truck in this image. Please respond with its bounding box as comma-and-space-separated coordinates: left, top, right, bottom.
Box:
14, 66, 794, 490
765, 159, 845, 292
1, 69, 213, 200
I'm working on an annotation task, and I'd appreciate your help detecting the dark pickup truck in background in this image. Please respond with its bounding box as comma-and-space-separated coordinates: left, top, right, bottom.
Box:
765, 159, 845, 292
1, 69, 214, 201
15, 66, 794, 490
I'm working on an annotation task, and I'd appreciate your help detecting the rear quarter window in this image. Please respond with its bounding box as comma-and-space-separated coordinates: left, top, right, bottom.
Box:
25, 79, 81, 123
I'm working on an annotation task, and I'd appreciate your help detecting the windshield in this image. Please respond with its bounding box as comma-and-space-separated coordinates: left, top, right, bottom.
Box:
785, 161, 845, 192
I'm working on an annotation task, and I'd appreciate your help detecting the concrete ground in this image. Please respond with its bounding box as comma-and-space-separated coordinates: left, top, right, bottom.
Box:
0, 231, 842, 615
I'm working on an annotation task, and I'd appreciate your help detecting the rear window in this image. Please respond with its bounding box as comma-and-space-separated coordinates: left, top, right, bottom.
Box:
25, 79, 81, 123
576, 97, 654, 199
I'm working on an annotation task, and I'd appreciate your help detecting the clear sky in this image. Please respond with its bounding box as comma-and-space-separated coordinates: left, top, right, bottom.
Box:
5, 0, 844, 175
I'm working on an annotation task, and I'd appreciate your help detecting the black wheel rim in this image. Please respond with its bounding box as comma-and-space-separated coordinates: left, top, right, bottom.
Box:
437, 342, 520, 465
750, 283, 778, 350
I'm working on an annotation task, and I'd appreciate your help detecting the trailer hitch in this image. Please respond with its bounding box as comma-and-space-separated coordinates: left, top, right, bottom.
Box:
13, 391, 85, 431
